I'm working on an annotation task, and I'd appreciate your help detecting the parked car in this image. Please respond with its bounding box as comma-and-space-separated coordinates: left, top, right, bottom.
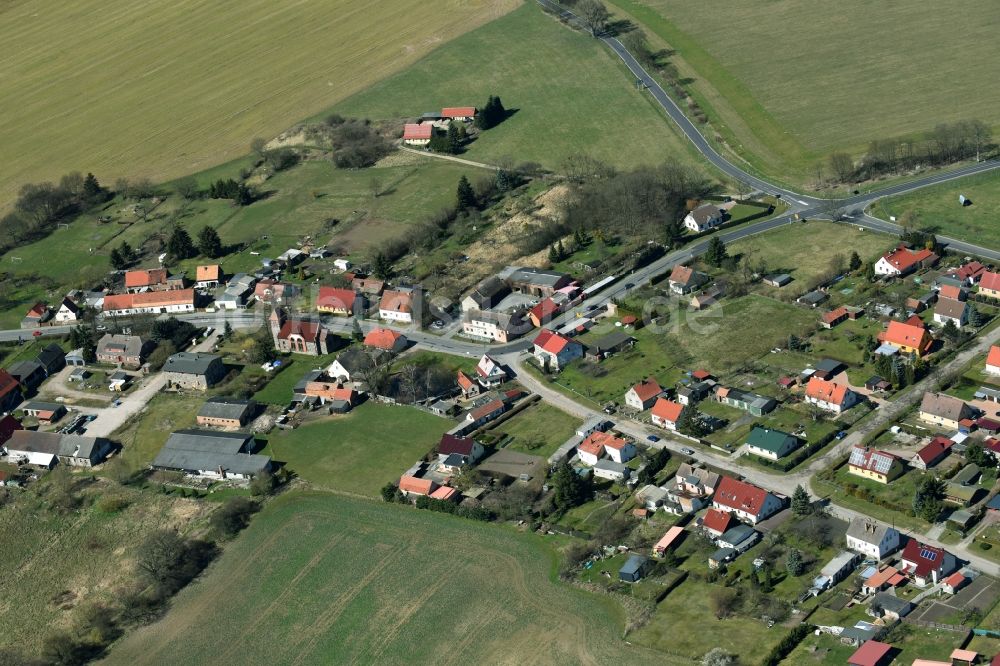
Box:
680, 447, 695, 456
646, 435, 660, 443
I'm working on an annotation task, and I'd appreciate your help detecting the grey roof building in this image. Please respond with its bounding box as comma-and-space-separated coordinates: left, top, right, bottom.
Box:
35, 344, 66, 375
97, 334, 152, 369
7, 360, 46, 390
5, 430, 111, 467
163, 352, 226, 390
197, 398, 256, 427
151, 429, 271, 479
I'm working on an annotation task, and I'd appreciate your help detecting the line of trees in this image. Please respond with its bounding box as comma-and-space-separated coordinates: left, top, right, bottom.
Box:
828, 119, 993, 183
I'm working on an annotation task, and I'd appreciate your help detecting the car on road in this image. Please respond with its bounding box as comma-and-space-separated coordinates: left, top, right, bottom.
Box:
680, 447, 695, 456
646, 435, 660, 442
32, 330, 42, 337
835, 431, 848, 440
624, 282, 635, 289
430, 320, 445, 330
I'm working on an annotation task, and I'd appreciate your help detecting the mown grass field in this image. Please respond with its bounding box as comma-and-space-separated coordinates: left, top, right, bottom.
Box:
610, 0, 1000, 184
0, 481, 209, 655
331, 2, 700, 171
490, 401, 580, 457
103, 492, 666, 665
261, 403, 452, 497
110, 393, 203, 468
876, 169, 1000, 252
725, 221, 890, 298
0, 0, 518, 207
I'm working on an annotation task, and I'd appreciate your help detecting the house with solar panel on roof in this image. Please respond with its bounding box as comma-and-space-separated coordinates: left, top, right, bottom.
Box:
899, 539, 957, 587
848, 446, 904, 484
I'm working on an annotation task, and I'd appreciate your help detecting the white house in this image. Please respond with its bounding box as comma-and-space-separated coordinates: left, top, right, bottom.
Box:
333, 258, 352, 272
593, 460, 630, 482
933, 297, 968, 328
683, 204, 724, 233
874, 245, 938, 277
987, 346, 1000, 376
712, 476, 783, 524
475, 354, 507, 387
532, 330, 584, 371
102, 289, 195, 317
846, 517, 901, 560
650, 398, 684, 430
378, 290, 414, 324
625, 378, 663, 411
804, 377, 861, 414
53, 298, 80, 323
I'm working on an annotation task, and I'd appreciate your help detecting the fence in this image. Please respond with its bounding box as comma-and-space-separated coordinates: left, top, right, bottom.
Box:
903, 617, 971, 634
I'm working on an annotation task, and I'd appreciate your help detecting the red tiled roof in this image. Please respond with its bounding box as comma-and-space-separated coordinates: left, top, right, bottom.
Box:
901, 539, 947, 578
621, 315, 637, 325
533, 329, 576, 355
581, 430, 628, 453
713, 476, 769, 515
196, 265, 221, 281
578, 436, 605, 458
805, 377, 851, 405
954, 261, 985, 281
469, 399, 504, 421
939, 284, 964, 300
403, 123, 432, 140
879, 318, 933, 353
880, 246, 936, 273
439, 434, 476, 457
529, 298, 559, 322
630, 378, 663, 403
702, 508, 734, 534
692, 370, 712, 381
864, 566, 900, 589
399, 475, 436, 495
430, 485, 458, 501
441, 106, 476, 118
0, 414, 22, 445
364, 327, 403, 350
379, 290, 413, 314
943, 571, 966, 588
822, 306, 849, 325
457, 371, 476, 391
0, 370, 19, 402
25, 302, 47, 318
317, 287, 356, 311
670, 265, 695, 285
103, 289, 195, 311
651, 397, 683, 423
988, 345, 1000, 369
981, 271, 1000, 292
915, 436, 953, 465
848, 640, 893, 666
278, 318, 321, 341
124, 268, 168, 288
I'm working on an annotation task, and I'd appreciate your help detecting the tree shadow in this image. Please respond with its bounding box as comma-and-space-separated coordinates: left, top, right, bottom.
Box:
605, 19, 636, 36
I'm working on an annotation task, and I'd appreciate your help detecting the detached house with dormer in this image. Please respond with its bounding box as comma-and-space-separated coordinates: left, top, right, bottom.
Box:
712, 476, 783, 524
846, 517, 900, 560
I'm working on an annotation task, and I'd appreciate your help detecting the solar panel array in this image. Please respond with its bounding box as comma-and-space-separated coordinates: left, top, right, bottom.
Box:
919, 548, 938, 561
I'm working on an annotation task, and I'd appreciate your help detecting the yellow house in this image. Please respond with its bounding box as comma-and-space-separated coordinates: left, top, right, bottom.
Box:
980, 271, 1000, 298
848, 447, 903, 484
919, 392, 974, 431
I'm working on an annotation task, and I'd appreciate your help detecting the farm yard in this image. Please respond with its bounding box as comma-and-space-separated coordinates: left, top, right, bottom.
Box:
608, 0, 1000, 185
876, 169, 1000, 251
0, 0, 518, 207
103, 492, 665, 666
331, 2, 701, 171
0, 480, 211, 656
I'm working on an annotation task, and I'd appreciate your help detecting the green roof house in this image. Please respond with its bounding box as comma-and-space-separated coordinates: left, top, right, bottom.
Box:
745, 426, 800, 460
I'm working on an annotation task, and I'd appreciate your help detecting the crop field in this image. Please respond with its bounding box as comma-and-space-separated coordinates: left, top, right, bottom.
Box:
610, 0, 1000, 183
261, 403, 453, 497
331, 2, 700, 171
0, 481, 209, 655
875, 169, 1000, 252
0, 0, 517, 207
104, 492, 665, 665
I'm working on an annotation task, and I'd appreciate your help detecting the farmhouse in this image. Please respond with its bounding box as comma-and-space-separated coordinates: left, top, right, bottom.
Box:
919, 392, 975, 430
900, 539, 956, 587
461, 276, 510, 312
402, 123, 433, 146
683, 203, 723, 233
364, 327, 407, 353
437, 434, 484, 465
874, 245, 939, 277
846, 518, 900, 560
668, 265, 708, 294
625, 378, 663, 411
712, 476, 783, 524
650, 397, 684, 430
979, 271, 1000, 299
5, 430, 111, 468
848, 446, 903, 484
933, 297, 968, 327
197, 398, 256, 428
878, 316, 934, 356
302, 378, 357, 410
532, 330, 584, 371
745, 426, 800, 460
163, 352, 226, 390
379, 289, 414, 323
269, 309, 330, 356
124, 268, 179, 293
804, 377, 861, 414
96, 334, 153, 369
505, 267, 572, 298
317, 287, 359, 316
457, 371, 479, 398
948, 260, 986, 285
462, 309, 526, 343
152, 429, 271, 480
674, 462, 719, 497
102, 289, 195, 316
53, 297, 80, 323
195, 265, 222, 289
911, 436, 953, 470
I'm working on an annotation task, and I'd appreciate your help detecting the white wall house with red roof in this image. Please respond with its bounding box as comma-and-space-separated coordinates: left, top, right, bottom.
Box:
625, 378, 663, 411
532, 330, 583, 371
987, 346, 1000, 376
874, 245, 938, 277
711, 476, 783, 524
803, 377, 861, 414
650, 398, 684, 430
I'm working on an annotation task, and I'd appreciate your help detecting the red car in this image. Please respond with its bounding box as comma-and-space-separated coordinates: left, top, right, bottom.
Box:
32, 330, 42, 337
